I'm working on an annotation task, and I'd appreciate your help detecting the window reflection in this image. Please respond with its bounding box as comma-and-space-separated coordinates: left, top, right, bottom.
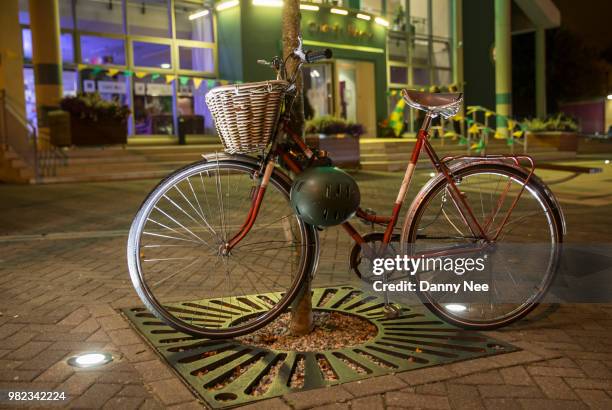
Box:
178, 46, 214, 72
127, 0, 171, 38
133, 77, 175, 135
174, 1, 214, 42
80, 35, 126, 65
76, 0, 125, 34
133, 42, 172, 69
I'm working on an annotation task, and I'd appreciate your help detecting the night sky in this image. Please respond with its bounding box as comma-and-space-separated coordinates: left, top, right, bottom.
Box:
552, 0, 612, 52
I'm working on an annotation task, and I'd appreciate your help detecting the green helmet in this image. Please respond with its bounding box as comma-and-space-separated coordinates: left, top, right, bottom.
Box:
290, 166, 360, 227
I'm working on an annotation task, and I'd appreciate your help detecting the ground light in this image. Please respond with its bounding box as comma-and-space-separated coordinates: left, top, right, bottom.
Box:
607, 94, 612, 100
444, 304, 467, 312
67, 352, 113, 368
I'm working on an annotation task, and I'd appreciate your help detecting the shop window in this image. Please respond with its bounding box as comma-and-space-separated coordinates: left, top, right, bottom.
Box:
303, 64, 333, 119
19, 0, 73, 28
79, 69, 129, 105
360, 0, 382, 15
177, 81, 211, 135
431, 0, 450, 39
412, 38, 430, 66
432, 40, 451, 68
133, 76, 175, 135
410, 0, 429, 36
76, 0, 124, 34
413, 67, 429, 86
388, 33, 407, 62
127, 0, 172, 38
433, 69, 451, 86
132, 42, 172, 68
390, 66, 408, 85
80, 35, 126, 65
178, 46, 214, 72
23, 68, 79, 129
23, 29, 75, 64
174, 1, 214, 42
387, 0, 407, 31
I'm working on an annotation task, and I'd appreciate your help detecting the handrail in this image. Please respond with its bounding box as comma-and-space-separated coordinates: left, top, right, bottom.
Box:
0, 89, 39, 181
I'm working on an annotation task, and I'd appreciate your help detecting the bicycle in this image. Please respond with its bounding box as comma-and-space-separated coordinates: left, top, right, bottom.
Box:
127, 38, 566, 338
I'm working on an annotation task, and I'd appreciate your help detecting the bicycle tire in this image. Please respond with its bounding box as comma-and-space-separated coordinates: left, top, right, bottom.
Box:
401, 162, 563, 330
127, 157, 318, 338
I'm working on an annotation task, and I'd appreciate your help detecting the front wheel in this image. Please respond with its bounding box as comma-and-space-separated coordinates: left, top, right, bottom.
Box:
127, 157, 317, 338
401, 162, 563, 330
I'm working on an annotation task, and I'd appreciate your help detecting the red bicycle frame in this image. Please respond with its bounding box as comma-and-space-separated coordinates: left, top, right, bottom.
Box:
225, 112, 534, 257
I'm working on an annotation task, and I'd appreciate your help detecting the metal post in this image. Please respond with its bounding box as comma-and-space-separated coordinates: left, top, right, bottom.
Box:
535, 28, 547, 119
494, 0, 512, 137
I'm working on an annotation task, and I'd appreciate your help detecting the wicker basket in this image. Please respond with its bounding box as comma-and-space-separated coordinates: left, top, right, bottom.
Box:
206, 80, 289, 154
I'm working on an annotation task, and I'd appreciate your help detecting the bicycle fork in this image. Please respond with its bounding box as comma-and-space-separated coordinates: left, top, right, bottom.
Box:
224, 160, 276, 253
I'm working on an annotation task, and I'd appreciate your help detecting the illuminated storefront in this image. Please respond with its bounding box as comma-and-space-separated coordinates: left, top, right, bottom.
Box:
17, 0, 455, 139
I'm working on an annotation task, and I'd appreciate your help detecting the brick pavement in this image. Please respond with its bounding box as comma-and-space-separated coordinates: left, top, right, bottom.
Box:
1, 165, 611, 409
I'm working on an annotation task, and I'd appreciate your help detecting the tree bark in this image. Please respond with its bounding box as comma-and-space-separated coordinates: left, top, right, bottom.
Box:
283, 0, 313, 336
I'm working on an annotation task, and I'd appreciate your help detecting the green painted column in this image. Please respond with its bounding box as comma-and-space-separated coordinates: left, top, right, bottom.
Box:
494, 0, 511, 132
535, 28, 547, 118
28, 0, 62, 126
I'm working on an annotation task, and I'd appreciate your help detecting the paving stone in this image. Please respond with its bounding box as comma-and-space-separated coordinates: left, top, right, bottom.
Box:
499, 366, 533, 386
98, 315, 130, 331
239, 397, 293, 410
34, 359, 75, 383
118, 385, 151, 397
58, 307, 90, 327
349, 394, 384, 410
575, 359, 612, 379
284, 385, 353, 409
68, 383, 122, 409
102, 396, 144, 410
342, 374, 406, 397
533, 375, 578, 400
482, 398, 522, 410
133, 360, 175, 382
56, 372, 100, 396
446, 383, 485, 410
166, 400, 206, 410
148, 378, 196, 405
385, 391, 451, 409
527, 365, 585, 378
17, 349, 69, 371
107, 328, 142, 346
397, 365, 457, 385
71, 318, 100, 335
564, 377, 612, 390
454, 370, 504, 385
478, 385, 543, 399
310, 403, 349, 410
139, 398, 165, 410
415, 382, 447, 395
517, 398, 587, 410
574, 389, 612, 409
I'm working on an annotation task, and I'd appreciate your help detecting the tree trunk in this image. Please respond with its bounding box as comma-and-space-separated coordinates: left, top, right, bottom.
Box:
283, 0, 313, 336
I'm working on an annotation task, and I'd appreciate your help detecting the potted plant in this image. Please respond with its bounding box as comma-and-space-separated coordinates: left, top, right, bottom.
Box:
304, 115, 365, 168
523, 113, 579, 152
59, 93, 130, 146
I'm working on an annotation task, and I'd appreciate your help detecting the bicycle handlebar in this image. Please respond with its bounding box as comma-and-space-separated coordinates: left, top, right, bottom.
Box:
305, 48, 333, 63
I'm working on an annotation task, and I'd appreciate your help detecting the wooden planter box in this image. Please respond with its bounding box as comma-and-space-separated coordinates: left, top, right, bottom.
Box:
526, 131, 579, 152
69, 116, 128, 146
305, 133, 361, 168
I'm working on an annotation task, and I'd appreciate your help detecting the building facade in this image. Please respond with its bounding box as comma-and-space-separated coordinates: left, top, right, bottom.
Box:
3, 0, 559, 140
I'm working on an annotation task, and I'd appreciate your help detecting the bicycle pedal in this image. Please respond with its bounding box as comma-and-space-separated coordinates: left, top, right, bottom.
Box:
383, 303, 402, 319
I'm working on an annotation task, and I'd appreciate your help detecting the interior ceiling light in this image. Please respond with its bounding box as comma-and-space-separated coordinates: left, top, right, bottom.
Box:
253, 0, 283, 6
300, 4, 319, 11
356, 13, 371, 21
216, 0, 239, 11
330, 8, 348, 15
67, 352, 113, 368
188, 9, 210, 20
160, 63, 171, 69
375, 17, 389, 27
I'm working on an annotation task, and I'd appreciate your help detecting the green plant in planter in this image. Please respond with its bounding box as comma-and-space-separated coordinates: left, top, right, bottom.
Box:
522, 113, 578, 132
60, 93, 131, 123
305, 115, 365, 137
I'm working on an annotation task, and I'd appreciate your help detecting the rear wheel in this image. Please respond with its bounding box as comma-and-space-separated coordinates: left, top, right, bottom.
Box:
127, 158, 317, 338
402, 163, 562, 329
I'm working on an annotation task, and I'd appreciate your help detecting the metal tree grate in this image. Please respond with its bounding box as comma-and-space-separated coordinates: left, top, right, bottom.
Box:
123, 286, 517, 408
